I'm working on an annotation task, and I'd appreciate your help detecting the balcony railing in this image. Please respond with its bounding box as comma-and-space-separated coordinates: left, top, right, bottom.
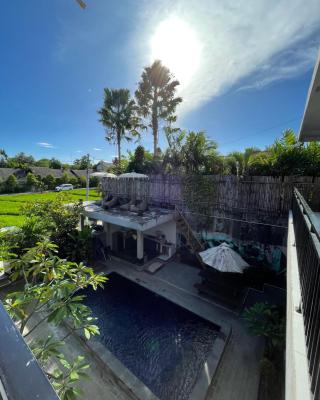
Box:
0, 302, 59, 400
292, 188, 320, 398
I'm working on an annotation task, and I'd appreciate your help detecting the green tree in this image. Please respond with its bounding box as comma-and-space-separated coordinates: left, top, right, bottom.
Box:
181, 131, 218, 174
163, 126, 185, 172
43, 174, 56, 190
6, 174, 18, 193
135, 60, 182, 158
243, 302, 285, 355
26, 172, 40, 190
78, 176, 87, 188
98, 88, 140, 171
21, 195, 84, 256
127, 145, 153, 173
0, 148, 8, 167
7, 152, 35, 168
36, 158, 50, 167
72, 155, 91, 170
227, 147, 261, 176
49, 158, 62, 169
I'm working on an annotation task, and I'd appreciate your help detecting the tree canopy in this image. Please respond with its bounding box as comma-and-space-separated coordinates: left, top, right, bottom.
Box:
98, 88, 140, 172
135, 60, 182, 158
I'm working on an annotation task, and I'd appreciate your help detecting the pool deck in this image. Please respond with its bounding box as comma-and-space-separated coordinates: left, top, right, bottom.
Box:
1, 259, 263, 400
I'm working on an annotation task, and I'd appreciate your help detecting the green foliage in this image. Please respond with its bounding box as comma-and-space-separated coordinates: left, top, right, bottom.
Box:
182, 175, 215, 229
50, 158, 62, 169
98, 88, 141, 171
89, 176, 99, 187
6, 174, 18, 192
78, 176, 87, 188
43, 174, 57, 190
126, 145, 153, 173
36, 158, 50, 168
135, 60, 182, 157
64, 226, 93, 263
0, 149, 8, 167
51, 355, 90, 400
163, 130, 222, 175
21, 194, 83, 253
6, 152, 35, 168
26, 172, 40, 189
72, 156, 91, 170
243, 302, 285, 354
181, 131, 219, 174
227, 148, 261, 176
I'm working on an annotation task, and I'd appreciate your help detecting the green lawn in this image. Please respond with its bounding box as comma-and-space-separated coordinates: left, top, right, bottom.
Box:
0, 189, 100, 228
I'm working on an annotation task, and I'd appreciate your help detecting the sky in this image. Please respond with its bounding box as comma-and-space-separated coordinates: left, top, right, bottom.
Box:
0, 0, 319, 163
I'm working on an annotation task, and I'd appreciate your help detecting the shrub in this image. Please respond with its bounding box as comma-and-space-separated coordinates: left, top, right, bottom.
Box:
42, 174, 56, 190
5, 174, 18, 193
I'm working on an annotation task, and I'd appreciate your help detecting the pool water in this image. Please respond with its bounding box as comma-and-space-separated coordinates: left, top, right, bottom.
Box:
83, 273, 219, 400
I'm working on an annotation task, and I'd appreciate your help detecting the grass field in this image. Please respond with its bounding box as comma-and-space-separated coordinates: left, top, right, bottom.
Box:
0, 189, 100, 228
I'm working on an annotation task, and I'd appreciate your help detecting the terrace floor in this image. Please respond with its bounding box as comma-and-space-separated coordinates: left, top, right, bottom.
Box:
1, 259, 263, 400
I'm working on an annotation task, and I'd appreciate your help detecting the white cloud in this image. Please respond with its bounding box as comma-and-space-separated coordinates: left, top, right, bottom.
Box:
136, 0, 320, 114
37, 142, 55, 149
76, 150, 83, 153
93, 148, 102, 151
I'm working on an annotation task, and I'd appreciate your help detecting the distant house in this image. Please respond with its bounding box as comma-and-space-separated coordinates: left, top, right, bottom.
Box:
95, 160, 112, 172
0, 168, 22, 182
30, 167, 65, 179
71, 169, 93, 179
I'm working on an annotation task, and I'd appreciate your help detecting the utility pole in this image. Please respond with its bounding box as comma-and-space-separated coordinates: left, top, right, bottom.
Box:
86, 153, 90, 201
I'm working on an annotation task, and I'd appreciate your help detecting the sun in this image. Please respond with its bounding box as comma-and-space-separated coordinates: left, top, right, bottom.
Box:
150, 17, 201, 88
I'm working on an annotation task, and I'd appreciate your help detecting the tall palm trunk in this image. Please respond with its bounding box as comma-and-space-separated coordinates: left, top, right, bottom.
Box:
152, 111, 158, 159
117, 129, 121, 172
152, 90, 158, 159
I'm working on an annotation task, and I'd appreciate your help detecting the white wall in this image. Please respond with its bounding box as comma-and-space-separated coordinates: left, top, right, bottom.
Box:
144, 220, 177, 246
286, 211, 311, 400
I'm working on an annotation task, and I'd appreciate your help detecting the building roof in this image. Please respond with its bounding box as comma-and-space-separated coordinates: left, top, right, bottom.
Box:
299, 52, 320, 142
84, 203, 174, 231
71, 169, 93, 179
30, 167, 66, 178
0, 168, 20, 181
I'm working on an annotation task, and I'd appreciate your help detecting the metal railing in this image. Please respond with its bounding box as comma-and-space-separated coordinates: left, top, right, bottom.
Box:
0, 302, 59, 400
292, 188, 320, 398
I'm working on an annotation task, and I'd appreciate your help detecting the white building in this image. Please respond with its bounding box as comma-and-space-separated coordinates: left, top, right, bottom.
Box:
286, 52, 320, 400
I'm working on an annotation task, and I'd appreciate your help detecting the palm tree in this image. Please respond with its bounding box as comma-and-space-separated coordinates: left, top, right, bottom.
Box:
228, 147, 260, 176
0, 149, 8, 167
135, 60, 182, 158
98, 89, 140, 171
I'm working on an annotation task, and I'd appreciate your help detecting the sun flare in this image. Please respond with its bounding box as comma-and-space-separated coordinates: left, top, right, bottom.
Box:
150, 17, 201, 88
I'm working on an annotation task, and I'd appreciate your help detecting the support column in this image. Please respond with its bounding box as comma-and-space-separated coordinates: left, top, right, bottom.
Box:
80, 214, 85, 231
137, 230, 144, 261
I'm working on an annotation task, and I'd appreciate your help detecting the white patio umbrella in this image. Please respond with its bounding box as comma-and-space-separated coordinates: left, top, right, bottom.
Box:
118, 172, 148, 179
90, 172, 117, 178
199, 243, 249, 274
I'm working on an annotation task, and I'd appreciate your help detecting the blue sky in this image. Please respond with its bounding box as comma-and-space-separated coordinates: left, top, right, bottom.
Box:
0, 0, 319, 163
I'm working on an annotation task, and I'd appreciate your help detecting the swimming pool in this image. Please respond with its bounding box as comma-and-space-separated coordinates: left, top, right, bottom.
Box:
83, 272, 220, 400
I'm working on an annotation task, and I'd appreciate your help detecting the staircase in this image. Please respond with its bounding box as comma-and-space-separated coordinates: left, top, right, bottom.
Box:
175, 207, 206, 268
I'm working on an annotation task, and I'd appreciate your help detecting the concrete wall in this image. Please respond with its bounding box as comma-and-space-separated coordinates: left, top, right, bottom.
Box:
144, 220, 177, 246
286, 211, 311, 400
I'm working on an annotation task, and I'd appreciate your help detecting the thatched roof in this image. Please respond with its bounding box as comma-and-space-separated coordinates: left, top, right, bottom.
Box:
71, 169, 93, 179
0, 168, 22, 181
30, 167, 65, 178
